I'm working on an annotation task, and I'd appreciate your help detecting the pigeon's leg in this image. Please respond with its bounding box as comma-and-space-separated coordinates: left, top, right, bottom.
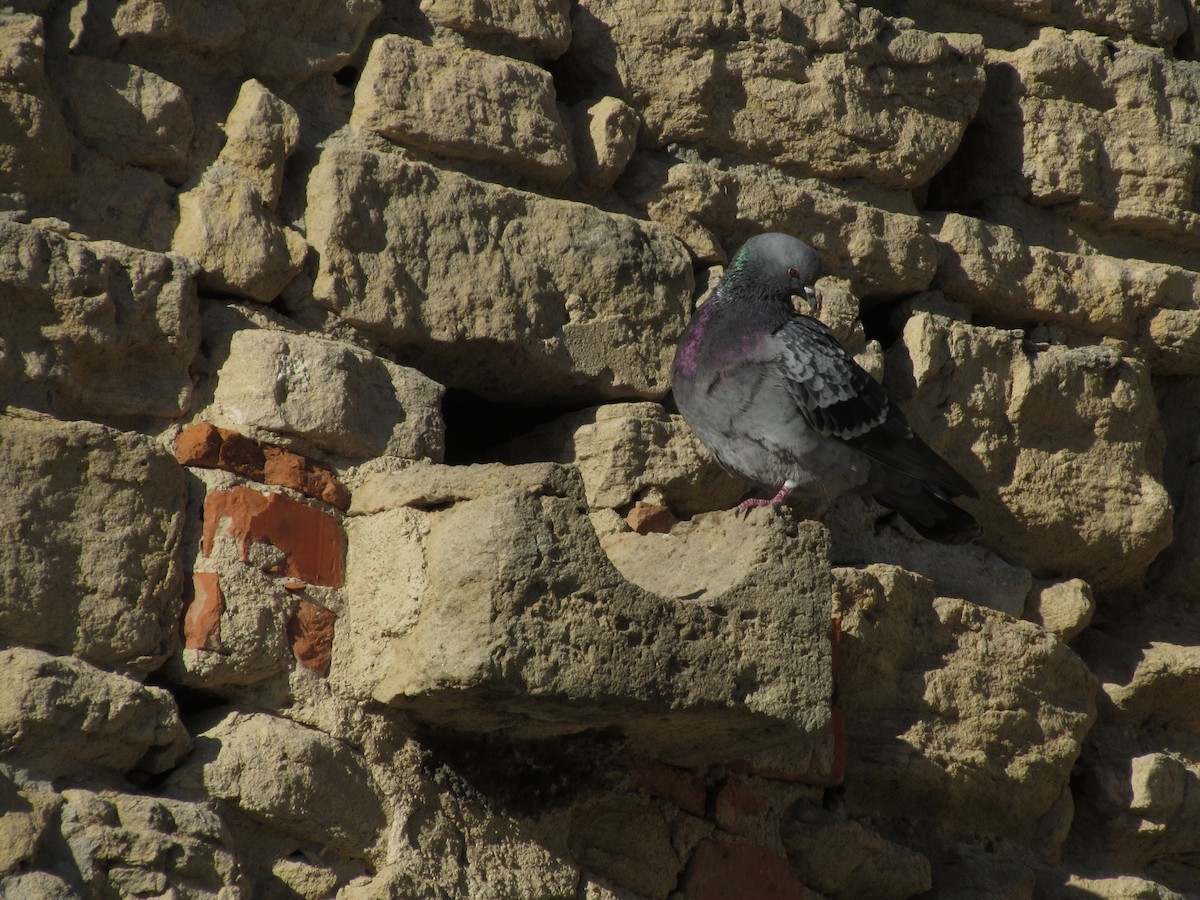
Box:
736, 481, 795, 510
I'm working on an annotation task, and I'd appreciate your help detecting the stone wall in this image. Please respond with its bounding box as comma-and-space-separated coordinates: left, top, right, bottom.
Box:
1, 0, 1198, 897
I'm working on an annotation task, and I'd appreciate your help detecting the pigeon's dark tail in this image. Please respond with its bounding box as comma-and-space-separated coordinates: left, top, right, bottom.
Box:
873, 477, 981, 544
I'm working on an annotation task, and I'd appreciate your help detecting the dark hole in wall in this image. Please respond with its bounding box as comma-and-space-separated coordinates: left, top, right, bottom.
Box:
441, 388, 592, 465
333, 65, 359, 87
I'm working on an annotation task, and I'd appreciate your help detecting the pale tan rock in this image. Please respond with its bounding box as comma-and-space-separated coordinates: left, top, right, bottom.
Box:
0, 221, 199, 418
834, 565, 1096, 852
0, 647, 190, 777
167, 710, 387, 856
934, 213, 1198, 339
69, 149, 178, 251
59, 56, 193, 184
0, 871, 78, 900
504, 402, 747, 515
0, 414, 188, 673
570, 96, 639, 191
953, 0, 1187, 46
352, 36, 573, 183
1145, 307, 1200, 375
104, 0, 379, 91
0, 772, 60, 874
566, 0, 984, 189
630, 158, 938, 295
208, 328, 445, 460
306, 144, 692, 403
784, 813, 932, 899
889, 310, 1172, 590
421, 0, 571, 58
1061, 875, 1189, 900
0, 15, 73, 210
175, 174, 306, 301
343, 462, 832, 766
55, 787, 241, 897
215, 78, 300, 207
1024, 578, 1095, 641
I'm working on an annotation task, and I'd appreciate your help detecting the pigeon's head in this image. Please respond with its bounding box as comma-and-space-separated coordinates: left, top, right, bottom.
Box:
731, 233, 822, 307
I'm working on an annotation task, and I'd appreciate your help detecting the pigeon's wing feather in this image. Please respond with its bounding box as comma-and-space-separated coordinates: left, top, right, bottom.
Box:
770, 316, 978, 500
768, 316, 889, 441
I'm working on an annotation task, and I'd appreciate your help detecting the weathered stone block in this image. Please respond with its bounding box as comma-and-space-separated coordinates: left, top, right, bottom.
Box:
569, 95, 639, 191
0, 413, 188, 673
352, 35, 573, 183
0, 221, 199, 419
421, 0, 572, 57
208, 328, 445, 461
834, 565, 1096, 853
0, 647, 190, 777
889, 309, 1172, 590
342, 462, 832, 766
59, 56, 193, 184
564, 0, 984, 189
307, 144, 692, 403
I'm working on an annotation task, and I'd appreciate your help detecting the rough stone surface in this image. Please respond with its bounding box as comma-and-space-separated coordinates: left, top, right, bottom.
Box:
0, 647, 189, 778
207, 328, 445, 461
421, 0, 572, 57
889, 309, 1173, 591
834, 565, 1096, 853
0, 413, 188, 673
306, 144, 692, 402
344, 462, 832, 765
0, 221, 200, 419
0, 14, 72, 212
353, 36, 574, 183
570, 95, 640, 191
564, 0, 984, 189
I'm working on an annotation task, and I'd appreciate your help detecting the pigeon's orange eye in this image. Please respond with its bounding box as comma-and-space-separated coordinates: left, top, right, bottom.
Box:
788, 267, 800, 278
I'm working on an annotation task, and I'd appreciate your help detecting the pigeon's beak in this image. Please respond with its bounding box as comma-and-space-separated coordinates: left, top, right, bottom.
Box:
802, 285, 820, 314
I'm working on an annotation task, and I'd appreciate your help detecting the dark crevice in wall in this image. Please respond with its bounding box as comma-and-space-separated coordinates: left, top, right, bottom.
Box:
441, 388, 594, 465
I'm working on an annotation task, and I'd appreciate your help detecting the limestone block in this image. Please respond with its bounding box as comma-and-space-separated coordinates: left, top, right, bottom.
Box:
69, 150, 178, 252
1145, 307, 1200, 375
352, 36, 573, 184
0, 872, 77, 899
0, 414, 188, 673
564, 0, 984, 189
421, 0, 572, 57
0, 15, 72, 210
951, 0, 1187, 47
1061, 875, 1190, 899
504, 402, 747, 516
889, 310, 1172, 590
54, 787, 241, 896
570, 96, 639, 191
167, 710, 386, 856
1024, 578, 1095, 641
0, 771, 60, 873
834, 565, 1096, 852
933, 213, 1199, 339
208, 328, 445, 461
0, 647, 190, 777
341, 462, 832, 766
784, 813, 932, 899
216, 79, 299, 207
306, 145, 692, 403
0, 221, 199, 419
59, 56, 193, 184
173, 171, 306, 302
102, 0, 380, 91
630, 158, 938, 296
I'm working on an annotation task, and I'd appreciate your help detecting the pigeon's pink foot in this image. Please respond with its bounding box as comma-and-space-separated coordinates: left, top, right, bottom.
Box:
736, 483, 794, 511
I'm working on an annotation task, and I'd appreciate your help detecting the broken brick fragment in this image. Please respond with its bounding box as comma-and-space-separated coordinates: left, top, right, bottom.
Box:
630, 755, 707, 818
288, 600, 336, 676
625, 502, 677, 534
202, 485, 346, 587
679, 840, 806, 900
183, 572, 224, 650
173, 423, 350, 509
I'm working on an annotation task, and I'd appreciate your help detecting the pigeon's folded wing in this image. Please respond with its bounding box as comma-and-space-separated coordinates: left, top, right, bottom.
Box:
769, 316, 889, 441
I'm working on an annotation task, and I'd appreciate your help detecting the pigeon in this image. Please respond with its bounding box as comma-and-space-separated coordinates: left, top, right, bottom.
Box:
671, 232, 980, 544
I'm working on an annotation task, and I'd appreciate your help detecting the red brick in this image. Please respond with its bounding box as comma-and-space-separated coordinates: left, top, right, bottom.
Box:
183, 572, 224, 650
289, 600, 336, 676
263, 447, 351, 510
216, 430, 267, 479
630, 756, 707, 818
174, 423, 223, 467
202, 486, 346, 587
625, 502, 677, 535
679, 840, 805, 900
